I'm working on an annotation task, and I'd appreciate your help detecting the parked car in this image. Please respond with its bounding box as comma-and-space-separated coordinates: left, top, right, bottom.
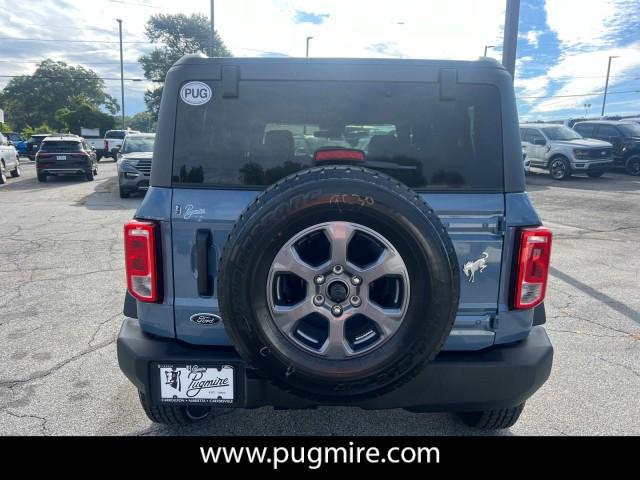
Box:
103, 129, 140, 160
117, 133, 155, 198
573, 120, 640, 176
35, 135, 98, 182
83, 137, 105, 160
5, 132, 27, 156
0, 132, 21, 184
25, 133, 51, 160
520, 123, 613, 180
117, 56, 553, 430
522, 143, 531, 174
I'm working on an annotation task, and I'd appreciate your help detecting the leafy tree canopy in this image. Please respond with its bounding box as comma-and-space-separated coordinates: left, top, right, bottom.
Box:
0, 59, 119, 132
139, 13, 231, 118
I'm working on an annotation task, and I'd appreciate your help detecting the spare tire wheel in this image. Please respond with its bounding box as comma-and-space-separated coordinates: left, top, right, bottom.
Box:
217, 166, 460, 401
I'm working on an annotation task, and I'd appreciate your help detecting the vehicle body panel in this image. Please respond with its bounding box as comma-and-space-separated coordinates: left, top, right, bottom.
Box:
520, 123, 613, 173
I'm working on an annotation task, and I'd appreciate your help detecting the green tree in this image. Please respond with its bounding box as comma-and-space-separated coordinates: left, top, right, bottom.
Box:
0, 60, 119, 132
22, 123, 54, 138
54, 96, 116, 136
129, 111, 156, 132
139, 13, 231, 118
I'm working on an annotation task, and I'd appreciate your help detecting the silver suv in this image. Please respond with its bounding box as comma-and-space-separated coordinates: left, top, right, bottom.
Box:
520, 123, 613, 180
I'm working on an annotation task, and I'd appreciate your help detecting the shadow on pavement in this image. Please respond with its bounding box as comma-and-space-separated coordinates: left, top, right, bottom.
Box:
550, 266, 640, 326
133, 407, 514, 436
525, 169, 639, 193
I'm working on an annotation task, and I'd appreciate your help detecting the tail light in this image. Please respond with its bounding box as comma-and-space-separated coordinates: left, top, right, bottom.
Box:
314, 148, 365, 163
124, 220, 160, 302
513, 227, 552, 309
104, 140, 109, 151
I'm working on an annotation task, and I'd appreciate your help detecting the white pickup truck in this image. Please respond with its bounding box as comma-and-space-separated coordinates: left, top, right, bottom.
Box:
103, 129, 140, 161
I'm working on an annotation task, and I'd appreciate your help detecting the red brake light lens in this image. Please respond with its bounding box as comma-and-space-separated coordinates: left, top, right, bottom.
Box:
314, 148, 366, 163
513, 227, 552, 309
124, 220, 160, 302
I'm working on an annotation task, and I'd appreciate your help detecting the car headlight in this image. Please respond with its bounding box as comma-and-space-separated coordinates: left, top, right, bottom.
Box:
118, 160, 139, 172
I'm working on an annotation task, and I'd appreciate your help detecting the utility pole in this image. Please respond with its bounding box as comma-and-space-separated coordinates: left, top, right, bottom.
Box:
501, 0, 520, 80
601, 55, 618, 117
484, 45, 495, 57
306, 36, 313, 57
210, 0, 215, 56
116, 18, 125, 129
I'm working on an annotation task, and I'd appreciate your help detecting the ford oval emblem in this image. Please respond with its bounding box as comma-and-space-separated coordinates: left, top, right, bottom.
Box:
190, 313, 221, 326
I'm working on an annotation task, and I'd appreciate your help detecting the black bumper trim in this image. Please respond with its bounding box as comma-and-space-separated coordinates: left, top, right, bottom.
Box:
117, 318, 553, 412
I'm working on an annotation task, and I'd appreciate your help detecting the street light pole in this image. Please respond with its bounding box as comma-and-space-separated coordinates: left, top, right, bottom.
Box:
306, 36, 313, 57
210, 0, 215, 56
601, 55, 618, 117
584, 103, 591, 117
116, 18, 125, 129
501, 0, 520, 80
484, 45, 495, 57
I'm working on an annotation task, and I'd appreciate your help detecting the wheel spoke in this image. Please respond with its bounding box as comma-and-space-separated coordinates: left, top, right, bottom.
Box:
271, 246, 318, 281
357, 248, 405, 283
325, 222, 357, 267
361, 300, 404, 338
271, 300, 314, 335
320, 320, 349, 358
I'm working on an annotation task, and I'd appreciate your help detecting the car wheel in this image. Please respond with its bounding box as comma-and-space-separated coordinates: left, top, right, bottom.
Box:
10, 157, 21, 177
37, 171, 47, 182
587, 171, 605, 178
85, 169, 94, 181
457, 403, 525, 430
549, 157, 571, 180
625, 156, 640, 176
217, 166, 460, 402
0, 162, 6, 184
138, 391, 211, 425
119, 186, 130, 198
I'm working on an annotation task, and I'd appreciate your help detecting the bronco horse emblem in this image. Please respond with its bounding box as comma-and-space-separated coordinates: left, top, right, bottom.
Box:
463, 252, 489, 283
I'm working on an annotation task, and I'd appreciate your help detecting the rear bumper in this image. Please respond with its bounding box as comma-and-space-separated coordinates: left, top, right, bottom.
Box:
117, 318, 553, 412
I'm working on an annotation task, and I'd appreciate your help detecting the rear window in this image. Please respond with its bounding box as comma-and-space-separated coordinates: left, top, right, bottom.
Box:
105, 131, 126, 139
40, 141, 82, 152
172, 81, 503, 191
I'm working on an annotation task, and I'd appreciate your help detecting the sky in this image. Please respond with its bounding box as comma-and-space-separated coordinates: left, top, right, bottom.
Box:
0, 0, 639, 121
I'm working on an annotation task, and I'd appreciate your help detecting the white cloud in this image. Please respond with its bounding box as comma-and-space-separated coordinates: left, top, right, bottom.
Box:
522, 0, 640, 116
524, 29, 542, 48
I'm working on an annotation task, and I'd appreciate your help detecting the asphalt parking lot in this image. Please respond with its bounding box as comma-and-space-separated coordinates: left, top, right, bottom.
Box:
0, 161, 638, 436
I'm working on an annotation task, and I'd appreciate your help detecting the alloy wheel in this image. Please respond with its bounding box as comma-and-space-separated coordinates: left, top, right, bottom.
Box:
267, 222, 410, 359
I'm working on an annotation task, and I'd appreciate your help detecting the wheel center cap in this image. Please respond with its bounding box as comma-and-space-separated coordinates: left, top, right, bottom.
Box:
327, 281, 348, 303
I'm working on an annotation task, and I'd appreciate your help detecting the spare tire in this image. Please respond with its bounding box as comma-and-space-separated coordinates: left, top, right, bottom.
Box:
218, 166, 459, 401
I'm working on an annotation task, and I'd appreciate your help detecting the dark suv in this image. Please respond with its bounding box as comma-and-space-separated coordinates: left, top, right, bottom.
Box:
573, 120, 640, 175
117, 56, 554, 430
35, 136, 98, 182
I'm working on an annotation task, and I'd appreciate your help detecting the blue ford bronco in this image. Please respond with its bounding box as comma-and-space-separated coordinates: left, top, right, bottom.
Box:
117, 56, 553, 430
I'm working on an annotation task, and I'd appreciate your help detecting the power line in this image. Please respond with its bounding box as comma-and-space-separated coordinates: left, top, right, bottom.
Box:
519, 89, 640, 99
0, 36, 153, 45
105, 0, 167, 9
0, 60, 141, 65
0, 75, 145, 81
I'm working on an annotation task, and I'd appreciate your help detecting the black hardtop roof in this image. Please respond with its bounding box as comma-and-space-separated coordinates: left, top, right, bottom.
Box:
152, 54, 524, 193
173, 54, 507, 69
167, 55, 509, 84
